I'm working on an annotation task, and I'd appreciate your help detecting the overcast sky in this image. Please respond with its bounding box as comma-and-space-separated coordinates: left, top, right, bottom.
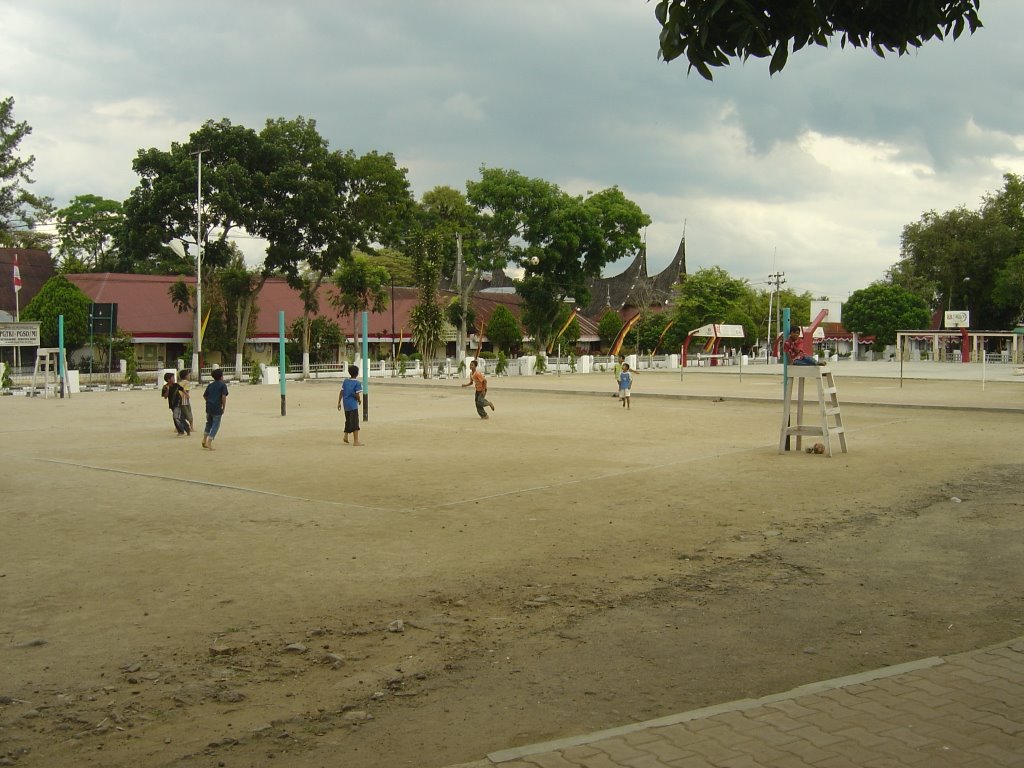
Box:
3, 1, 1023, 300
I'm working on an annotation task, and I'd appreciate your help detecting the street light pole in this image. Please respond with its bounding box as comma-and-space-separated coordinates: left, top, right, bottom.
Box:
191, 149, 207, 382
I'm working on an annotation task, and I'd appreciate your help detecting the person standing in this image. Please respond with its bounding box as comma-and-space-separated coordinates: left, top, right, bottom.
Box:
337, 364, 363, 445
202, 368, 228, 450
461, 359, 494, 419
162, 371, 190, 435
178, 369, 194, 434
618, 362, 633, 409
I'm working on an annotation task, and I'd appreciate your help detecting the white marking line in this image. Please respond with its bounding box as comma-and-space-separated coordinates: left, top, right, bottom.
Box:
38, 458, 386, 512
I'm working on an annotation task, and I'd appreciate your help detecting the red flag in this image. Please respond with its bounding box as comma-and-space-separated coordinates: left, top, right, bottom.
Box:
13, 253, 22, 293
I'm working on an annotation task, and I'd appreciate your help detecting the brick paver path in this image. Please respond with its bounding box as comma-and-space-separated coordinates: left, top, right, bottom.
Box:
457, 637, 1023, 768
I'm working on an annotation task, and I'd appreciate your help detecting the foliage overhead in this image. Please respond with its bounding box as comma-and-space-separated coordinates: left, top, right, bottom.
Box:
0, 97, 55, 249
655, 0, 983, 80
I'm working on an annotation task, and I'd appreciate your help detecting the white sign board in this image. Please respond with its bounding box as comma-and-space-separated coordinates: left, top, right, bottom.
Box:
0, 322, 41, 347
689, 323, 746, 338
810, 300, 842, 324
944, 310, 970, 328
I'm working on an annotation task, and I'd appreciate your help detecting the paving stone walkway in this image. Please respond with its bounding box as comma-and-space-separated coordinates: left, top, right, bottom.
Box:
450, 637, 1024, 768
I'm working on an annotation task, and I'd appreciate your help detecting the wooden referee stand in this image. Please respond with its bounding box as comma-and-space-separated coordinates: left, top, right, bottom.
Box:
778, 365, 847, 457
31, 347, 70, 399
777, 304, 848, 458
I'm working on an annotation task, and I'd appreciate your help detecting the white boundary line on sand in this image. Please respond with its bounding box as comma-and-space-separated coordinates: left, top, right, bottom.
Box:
38, 458, 390, 512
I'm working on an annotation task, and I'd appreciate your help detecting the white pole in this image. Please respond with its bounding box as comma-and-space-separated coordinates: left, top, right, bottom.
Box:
14, 274, 19, 370
191, 150, 205, 381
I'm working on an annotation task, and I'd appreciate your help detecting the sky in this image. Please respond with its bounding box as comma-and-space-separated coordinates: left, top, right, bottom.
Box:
3, 1, 1023, 301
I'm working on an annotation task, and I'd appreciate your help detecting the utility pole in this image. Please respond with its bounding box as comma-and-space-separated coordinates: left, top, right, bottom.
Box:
768, 271, 786, 362
456, 232, 466, 365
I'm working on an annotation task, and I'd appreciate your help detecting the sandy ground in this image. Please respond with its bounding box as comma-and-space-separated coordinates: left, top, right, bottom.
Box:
2, 367, 1023, 768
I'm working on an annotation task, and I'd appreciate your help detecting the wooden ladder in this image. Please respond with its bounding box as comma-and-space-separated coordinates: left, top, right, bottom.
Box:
778, 366, 847, 457
31, 347, 68, 399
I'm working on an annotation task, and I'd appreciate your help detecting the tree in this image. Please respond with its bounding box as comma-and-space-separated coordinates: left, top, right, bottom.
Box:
992, 253, 1024, 325
843, 283, 931, 347
656, 0, 983, 80
330, 253, 391, 359
407, 233, 449, 377
55, 194, 124, 272
485, 304, 522, 355
893, 174, 1024, 329
287, 315, 342, 365
20, 275, 92, 350
121, 118, 264, 275
673, 266, 751, 330
217, 250, 265, 373
467, 168, 649, 353
420, 185, 506, 363
0, 97, 55, 249
123, 116, 414, 374
549, 305, 580, 353
598, 310, 623, 352
370, 247, 415, 286
257, 118, 413, 376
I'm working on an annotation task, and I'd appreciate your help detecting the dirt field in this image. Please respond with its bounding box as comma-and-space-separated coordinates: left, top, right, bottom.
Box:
2, 370, 1023, 768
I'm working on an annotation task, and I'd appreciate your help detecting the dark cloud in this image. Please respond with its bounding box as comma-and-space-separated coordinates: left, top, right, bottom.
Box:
3, 0, 1022, 299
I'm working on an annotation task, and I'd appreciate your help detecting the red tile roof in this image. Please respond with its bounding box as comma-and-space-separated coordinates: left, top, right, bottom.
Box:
65, 273, 528, 343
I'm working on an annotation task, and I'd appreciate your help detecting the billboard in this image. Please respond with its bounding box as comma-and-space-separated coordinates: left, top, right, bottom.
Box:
0, 322, 41, 347
944, 310, 970, 328
810, 300, 842, 324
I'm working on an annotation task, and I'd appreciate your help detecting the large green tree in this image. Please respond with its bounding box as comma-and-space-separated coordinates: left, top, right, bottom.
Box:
123, 116, 414, 374
419, 185, 506, 362
330, 253, 392, 359
992, 253, 1024, 326
843, 283, 931, 347
257, 118, 413, 376
20, 275, 92, 350
892, 173, 1024, 329
0, 97, 54, 249
485, 304, 522, 355
656, 0, 982, 80
55, 194, 124, 273
121, 118, 264, 275
467, 168, 649, 353
673, 266, 750, 332
671, 266, 800, 351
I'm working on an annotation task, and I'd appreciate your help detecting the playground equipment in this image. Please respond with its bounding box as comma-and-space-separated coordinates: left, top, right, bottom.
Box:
681, 323, 744, 367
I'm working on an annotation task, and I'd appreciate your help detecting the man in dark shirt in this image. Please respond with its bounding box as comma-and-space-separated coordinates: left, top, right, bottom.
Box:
162, 371, 190, 435
201, 368, 229, 450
